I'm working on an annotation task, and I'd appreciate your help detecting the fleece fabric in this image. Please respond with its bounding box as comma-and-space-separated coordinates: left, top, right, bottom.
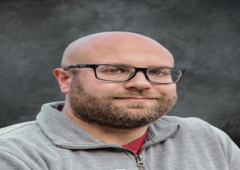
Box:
0, 101, 239, 170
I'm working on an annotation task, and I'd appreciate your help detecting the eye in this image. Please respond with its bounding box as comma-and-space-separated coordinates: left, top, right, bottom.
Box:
151, 70, 163, 75
149, 70, 165, 76
108, 69, 121, 73
97, 65, 133, 75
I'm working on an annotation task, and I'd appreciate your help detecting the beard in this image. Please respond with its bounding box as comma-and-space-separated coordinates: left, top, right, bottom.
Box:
69, 76, 177, 129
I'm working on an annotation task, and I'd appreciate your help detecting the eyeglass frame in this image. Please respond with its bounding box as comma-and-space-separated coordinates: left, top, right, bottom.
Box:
62, 64, 186, 84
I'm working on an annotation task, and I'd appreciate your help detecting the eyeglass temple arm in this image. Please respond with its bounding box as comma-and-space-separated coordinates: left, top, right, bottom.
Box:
62, 64, 88, 70
181, 69, 186, 75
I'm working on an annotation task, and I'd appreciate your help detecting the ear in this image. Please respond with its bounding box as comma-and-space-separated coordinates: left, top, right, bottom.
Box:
53, 68, 72, 94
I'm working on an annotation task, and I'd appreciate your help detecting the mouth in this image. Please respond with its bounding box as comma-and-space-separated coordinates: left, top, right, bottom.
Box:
114, 97, 155, 102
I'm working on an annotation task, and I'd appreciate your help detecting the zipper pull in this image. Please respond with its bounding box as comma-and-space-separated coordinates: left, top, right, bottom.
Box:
136, 155, 144, 167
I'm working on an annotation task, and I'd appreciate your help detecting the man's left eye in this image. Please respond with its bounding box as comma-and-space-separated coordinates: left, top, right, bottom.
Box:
152, 71, 162, 75
109, 69, 120, 73
150, 71, 164, 75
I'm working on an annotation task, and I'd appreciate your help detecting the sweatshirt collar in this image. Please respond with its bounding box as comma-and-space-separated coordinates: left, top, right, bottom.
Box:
37, 102, 180, 149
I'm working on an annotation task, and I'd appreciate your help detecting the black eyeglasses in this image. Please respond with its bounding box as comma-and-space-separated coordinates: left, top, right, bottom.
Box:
62, 64, 186, 84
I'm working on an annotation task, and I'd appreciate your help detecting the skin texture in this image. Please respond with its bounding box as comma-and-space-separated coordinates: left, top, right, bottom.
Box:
54, 32, 176, 145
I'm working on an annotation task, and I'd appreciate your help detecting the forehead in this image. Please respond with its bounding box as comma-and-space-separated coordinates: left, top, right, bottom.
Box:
89, 53, 173, 68
81, 49, 173, 68
68, 33, 174, 67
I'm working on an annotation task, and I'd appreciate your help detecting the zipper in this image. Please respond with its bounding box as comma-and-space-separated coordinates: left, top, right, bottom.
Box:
57, 145, 120, 150
57, 145, 141, 169
136, 155, 144, 170
134, 124, 181, 170
57, 125, 181, 170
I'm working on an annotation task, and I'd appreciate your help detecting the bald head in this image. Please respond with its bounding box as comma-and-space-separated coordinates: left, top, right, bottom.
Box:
61, 32, 174, 67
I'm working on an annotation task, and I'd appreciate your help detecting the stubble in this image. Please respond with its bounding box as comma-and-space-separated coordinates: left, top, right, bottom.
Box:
69, 76, 177, 129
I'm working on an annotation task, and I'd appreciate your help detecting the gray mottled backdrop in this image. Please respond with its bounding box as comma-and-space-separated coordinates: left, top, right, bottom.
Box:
0, 0, 240, 146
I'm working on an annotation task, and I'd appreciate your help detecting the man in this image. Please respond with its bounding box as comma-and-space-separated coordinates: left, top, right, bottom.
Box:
0, 32, 239, 170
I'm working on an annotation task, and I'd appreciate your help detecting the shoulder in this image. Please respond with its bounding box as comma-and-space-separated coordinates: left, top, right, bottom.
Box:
161, 115, 208, 126
0, 121, 51, 153
0, 121, 40, 140
160, 116, 217, 133
159, 116, 239, 150
0, 121, 38, 136
160, 116, 240, 168
0, 121, 42, 140
0, 121, 51, 169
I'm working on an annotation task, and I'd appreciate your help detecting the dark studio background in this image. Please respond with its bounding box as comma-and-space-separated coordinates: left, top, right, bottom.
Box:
0, 0, 240, 147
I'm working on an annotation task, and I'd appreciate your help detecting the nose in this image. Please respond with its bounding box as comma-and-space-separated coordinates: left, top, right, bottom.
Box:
124, 71, 152, 91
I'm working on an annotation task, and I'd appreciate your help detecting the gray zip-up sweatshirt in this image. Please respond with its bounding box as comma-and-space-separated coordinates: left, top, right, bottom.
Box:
0, 102, 239, 170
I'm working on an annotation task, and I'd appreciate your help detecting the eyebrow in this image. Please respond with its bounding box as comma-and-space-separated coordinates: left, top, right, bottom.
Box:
106, 62, 173, 68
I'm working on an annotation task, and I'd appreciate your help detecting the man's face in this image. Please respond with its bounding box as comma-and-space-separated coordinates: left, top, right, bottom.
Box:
66, 34, 178, 129
69, 75, 177, 129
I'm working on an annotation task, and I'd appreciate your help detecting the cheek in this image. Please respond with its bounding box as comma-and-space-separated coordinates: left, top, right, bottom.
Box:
154, 84, 177, 97
82, 78, 123, 96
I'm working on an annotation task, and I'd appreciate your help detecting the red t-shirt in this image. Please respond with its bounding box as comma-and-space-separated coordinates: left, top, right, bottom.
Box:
122, 131, 147, 155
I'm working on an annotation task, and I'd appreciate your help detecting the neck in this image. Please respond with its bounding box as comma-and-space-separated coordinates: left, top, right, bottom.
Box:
62, 104, 148, 145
